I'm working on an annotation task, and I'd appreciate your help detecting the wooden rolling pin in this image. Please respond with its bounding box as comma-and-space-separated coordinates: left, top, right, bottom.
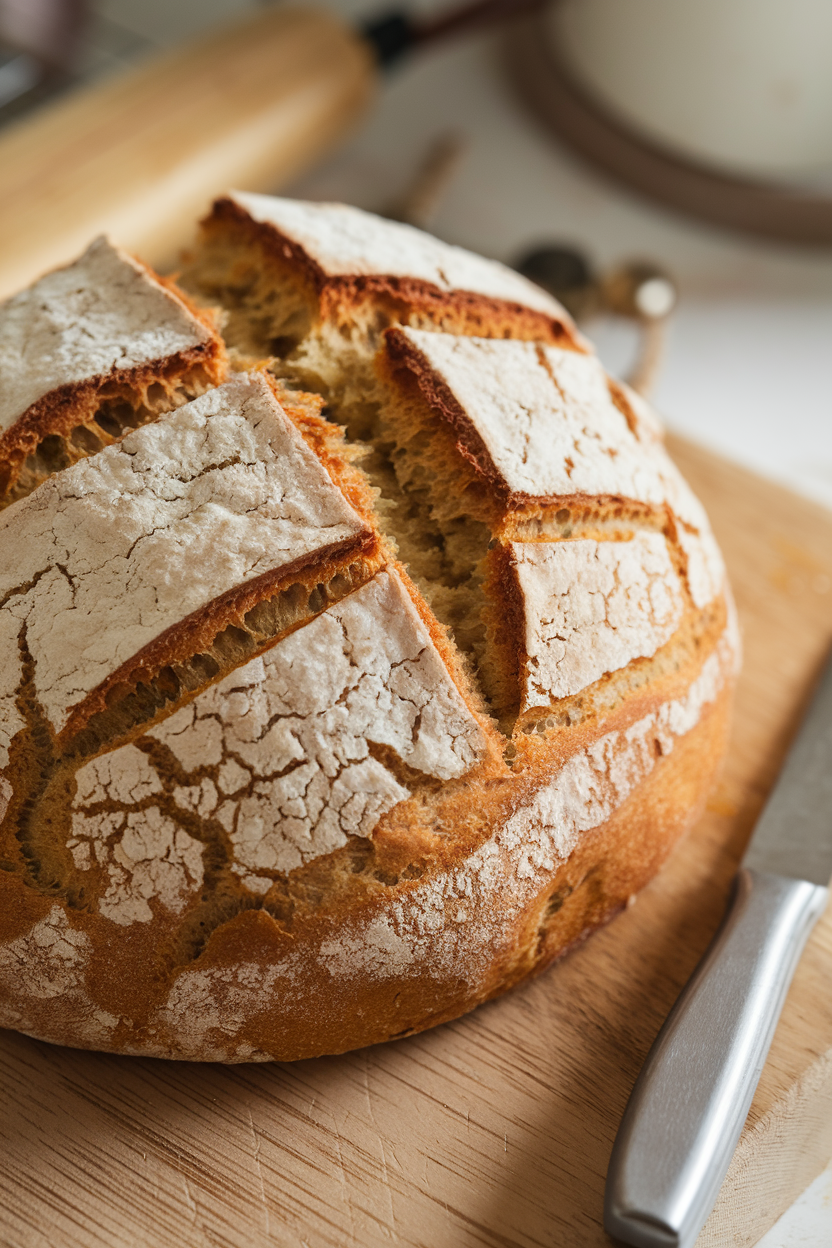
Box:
0, 6, 376, 300
0, 0, 543, 301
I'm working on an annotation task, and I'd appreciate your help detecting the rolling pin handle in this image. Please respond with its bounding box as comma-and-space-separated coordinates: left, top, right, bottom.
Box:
362, 12, 417, 66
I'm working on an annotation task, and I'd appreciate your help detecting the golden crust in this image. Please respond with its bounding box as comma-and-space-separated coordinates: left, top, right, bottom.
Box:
0, 662, 733, 1060
0, 206, 738, 1063
201, 196, 585, 350
0, 247, 228, 506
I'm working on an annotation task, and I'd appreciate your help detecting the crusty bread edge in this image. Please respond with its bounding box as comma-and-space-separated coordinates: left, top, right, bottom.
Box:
0, 617, 735, 1061
200, 197, 586, 352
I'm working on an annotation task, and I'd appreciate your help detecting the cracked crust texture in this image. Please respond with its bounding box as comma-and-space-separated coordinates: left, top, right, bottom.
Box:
0, 236, 226, 505
0, 372, 373, 746
509, 534, 684, 710
0, 205, 739, 1062
69, 570, 490, 901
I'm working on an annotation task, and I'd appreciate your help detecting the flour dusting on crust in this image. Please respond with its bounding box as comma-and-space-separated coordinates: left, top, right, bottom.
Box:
390, 327, 725, 608
614, 379, 665, 444
512, 532, 684, 707
394, 330, 668, 501
229, 192, 567, 319
157, 961, 298, 1061
0, 236, 212, 432
68, 805, 204, 926
148, 569, 487, 874
67, 570, 488, 884
317, 622, 737, 988
0, 372, 366, 737
75, 745, 162, 807
393, 327, 723, 598
154, 623, 735, 1056
0, 904, 90, 999
0, 906, 122, 1043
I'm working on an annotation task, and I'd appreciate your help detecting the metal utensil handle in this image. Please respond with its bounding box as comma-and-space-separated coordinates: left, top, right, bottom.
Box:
605, 867, 828, 1248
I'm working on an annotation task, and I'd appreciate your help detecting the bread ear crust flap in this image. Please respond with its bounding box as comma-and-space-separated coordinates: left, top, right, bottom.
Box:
198, 196, 586, 350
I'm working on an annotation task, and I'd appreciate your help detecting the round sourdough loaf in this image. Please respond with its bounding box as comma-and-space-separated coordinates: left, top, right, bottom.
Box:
0, 199, 738, 1061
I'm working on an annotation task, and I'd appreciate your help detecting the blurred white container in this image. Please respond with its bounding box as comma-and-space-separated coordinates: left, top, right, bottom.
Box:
549, 0, 832, 180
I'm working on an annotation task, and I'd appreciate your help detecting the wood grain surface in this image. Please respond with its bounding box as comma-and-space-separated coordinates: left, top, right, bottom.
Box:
0, 7, 375, 301
2, 434, 832, 1248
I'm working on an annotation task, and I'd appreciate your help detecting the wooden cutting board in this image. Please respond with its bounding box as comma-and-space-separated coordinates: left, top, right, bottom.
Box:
2, 434, 832, 1248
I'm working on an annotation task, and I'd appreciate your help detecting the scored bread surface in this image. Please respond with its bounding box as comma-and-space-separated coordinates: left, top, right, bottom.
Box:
181, 192, 587, 422
220, 192, 572, 318
70, 569, 491, 905
0, 236, 226, 507
383, 327, 700, 509
0, 199, 739, 1062
0, 373, 374, 745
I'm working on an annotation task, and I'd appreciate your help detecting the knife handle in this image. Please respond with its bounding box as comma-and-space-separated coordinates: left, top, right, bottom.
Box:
604, 867, 828, 1248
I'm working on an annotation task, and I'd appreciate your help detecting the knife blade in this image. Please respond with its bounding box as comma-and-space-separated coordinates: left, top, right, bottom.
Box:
604, 648, 832, 1248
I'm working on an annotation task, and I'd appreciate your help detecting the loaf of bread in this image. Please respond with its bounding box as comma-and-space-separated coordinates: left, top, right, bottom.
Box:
0, 198, 738, 1061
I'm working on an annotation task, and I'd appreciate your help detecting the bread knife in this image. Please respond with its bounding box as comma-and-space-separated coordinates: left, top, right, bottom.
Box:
604, 648, 832, 1248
